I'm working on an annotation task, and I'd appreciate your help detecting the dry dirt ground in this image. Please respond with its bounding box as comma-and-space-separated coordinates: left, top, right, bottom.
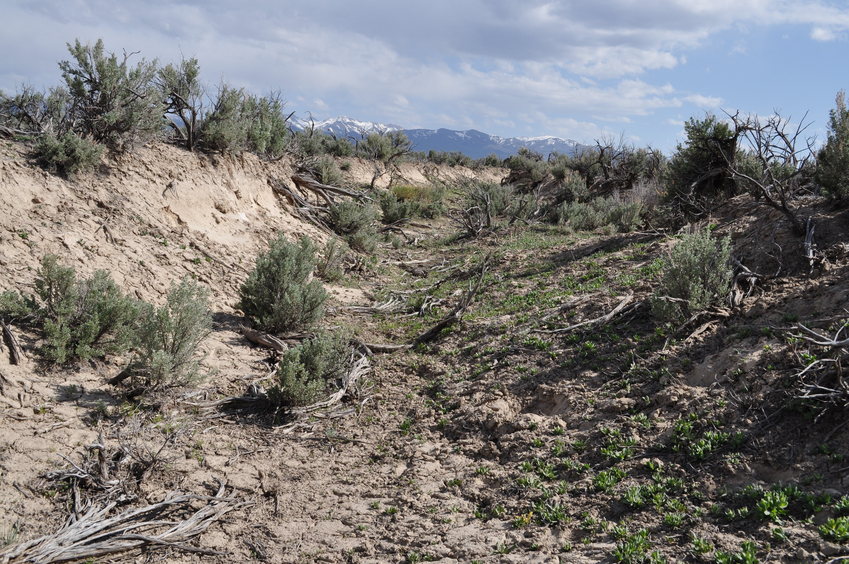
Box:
2, 140, 849, 563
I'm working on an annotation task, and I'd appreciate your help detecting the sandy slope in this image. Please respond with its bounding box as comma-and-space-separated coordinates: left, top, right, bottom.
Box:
0, 141, 507, 563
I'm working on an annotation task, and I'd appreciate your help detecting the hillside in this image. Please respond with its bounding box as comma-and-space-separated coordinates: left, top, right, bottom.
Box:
1, 140, 849, 563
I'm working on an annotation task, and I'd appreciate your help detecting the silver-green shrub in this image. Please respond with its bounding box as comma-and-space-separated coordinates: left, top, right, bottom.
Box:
651, 230, 732, 322
268, 331, 350, 407
35, 255, 139, 364
239, 236, 327, 333
129, 278, 212, 390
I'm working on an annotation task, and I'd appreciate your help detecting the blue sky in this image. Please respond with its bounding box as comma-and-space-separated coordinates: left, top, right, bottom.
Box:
2, 0, 849, 152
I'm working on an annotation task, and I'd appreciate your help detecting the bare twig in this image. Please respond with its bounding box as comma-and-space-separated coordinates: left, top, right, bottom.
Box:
533, 293, 638, 334
0, 482, 248, 564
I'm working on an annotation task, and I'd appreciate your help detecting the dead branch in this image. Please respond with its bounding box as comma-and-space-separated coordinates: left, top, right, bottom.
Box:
533, 293, 638, 334
0, 481, 248, 564
290, 354, 370, 414
239, 325, 288, 352
412, 257, 489, 346
291, 173, 368, 201
1, 320, 24, 365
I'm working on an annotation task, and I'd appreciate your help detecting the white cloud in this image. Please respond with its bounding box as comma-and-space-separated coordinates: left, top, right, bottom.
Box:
4, 0, 849, 145
684, 94, 722, 108
811, 26, 840, 41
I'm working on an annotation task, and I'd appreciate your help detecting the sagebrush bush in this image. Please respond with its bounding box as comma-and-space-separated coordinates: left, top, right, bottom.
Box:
816, 90, 849, 203
308, 155, 343, 186
379, 191, 419, 224
128, 278, 212, 391
60, 39, 163, 150
555, 200, 605, 231
33, 132, 103, 177
555, 197, 643, 233
651, 230, 732, 322
239, 236, 327, 333
199, 87, 290, 157
391, 184, 445, 218
268, 331, 350, 407
329, 201, 378, 253
315, 239, 347, 282
34, 255, 139, 364
0, 290, 34, 320
664, 114, 737, 216
464, 180, 512, 217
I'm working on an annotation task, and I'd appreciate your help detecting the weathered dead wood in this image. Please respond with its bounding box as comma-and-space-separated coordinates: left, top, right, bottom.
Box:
239, 325, 288, 352
412, 258, 489, 346
534, 293, 638, 335
1, 320, 24, 365
290, 354, 370, 414
291, 173, 368, 201
0, 482, 248, 564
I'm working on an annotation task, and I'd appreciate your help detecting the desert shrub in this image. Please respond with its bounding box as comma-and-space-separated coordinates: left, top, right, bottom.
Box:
651, 230, 732, 322
243, 92, 290, 158
199, 85, 248, 153
464, 181, 512, 217
476, 153, 502, 168
503, 149, 549, 190
606, 200, 644, 232
555, 197, 643, 232
816, 90, 849, 203
0, 290, 34, 320
555, 200, 606, 231
329, 201, 378, 253
380, 191, 419, 224
268, 331, 350, 407
158, 57, 203, 151
0, 85, 73, 136
33, 132, 103, 177
322, 135, 355, 157
59, 39, 162, 150
34, 255, 139, 364
391, 184, 445, 218
199, 87, 290, 157
315, 239, 347, 282
127, 278, 212, 391
356, 131, 412, 162
664, 114, 738, 217
239, 236, 327, 333
308, 155, 343, 186
427, 150, 472, 167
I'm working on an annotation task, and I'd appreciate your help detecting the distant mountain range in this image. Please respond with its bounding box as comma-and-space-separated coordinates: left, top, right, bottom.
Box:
290, 116, 585, 159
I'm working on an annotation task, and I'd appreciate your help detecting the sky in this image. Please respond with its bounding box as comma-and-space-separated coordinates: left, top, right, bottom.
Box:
2, 0, 849, 152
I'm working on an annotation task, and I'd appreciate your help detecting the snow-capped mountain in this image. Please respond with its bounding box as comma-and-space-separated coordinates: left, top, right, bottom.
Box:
290, 116, 584, 159
290, 116, 402, 138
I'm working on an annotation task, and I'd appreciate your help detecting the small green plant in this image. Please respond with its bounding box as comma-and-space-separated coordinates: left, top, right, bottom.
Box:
651, 230, 732, 322
239, 235, 327, 333
532, 499, 568, 525
612, 529, 665, 563
820, 516, 849, 543
755, 490, 788, 522
268, 331, 350, 407
594, 468, 626, 492
690, 535, 713, 555
834, 496, 849, 516
714, 541, 759, 564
